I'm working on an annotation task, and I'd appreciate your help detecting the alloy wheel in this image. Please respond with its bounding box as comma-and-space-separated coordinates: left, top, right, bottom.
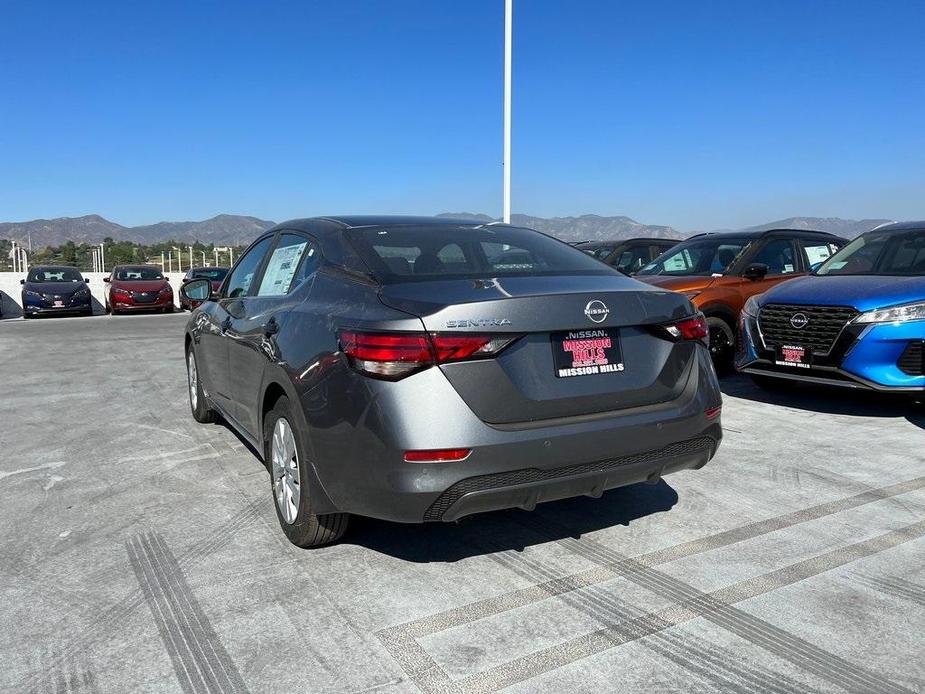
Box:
187, 350, 198, 410
271, 417, 301, 524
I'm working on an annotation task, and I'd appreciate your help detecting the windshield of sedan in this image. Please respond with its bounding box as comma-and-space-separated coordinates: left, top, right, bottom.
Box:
816, 230, 925, 276
636, 238, 751, 276
115, 267, 164, 281
190, 268, 228, 281
27, 268, 83, 283
346, 225, 616, 282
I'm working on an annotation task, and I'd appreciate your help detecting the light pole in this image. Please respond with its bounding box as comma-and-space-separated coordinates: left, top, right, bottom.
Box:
161, 251, 166, 272
172, 247, 183, 273
503, 0, 513, 224
99, 242, 105, 273
201, 250, 206, 266
11, 241, 18, 273
188, 245, 194, 269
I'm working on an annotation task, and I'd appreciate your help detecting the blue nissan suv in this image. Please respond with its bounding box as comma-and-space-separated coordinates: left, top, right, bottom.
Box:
736, 221, 925, 392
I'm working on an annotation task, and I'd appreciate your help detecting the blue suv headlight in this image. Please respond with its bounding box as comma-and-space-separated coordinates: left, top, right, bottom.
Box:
742, 295, 761, 318
855, 300, 925, 324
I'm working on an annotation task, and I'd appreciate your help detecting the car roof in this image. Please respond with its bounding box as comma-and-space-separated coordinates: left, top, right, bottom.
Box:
577, 237, 679, 246
866, 220, 925, 233
278, 215, 490, 232
31, 265, 79, 271
686, 228, 845, 241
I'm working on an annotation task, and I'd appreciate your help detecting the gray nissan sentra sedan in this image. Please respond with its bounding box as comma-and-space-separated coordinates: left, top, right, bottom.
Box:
181, 216, 723, 547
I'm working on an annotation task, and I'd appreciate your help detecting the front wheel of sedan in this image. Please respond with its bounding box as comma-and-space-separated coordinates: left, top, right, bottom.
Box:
186, 346, 215, 423
265, 397, 348, 548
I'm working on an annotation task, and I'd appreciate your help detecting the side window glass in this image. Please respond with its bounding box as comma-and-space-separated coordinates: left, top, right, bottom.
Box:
803, 241, 836, 270
225, 236, 274, 298
752, 239, 797, 275
257, 234, 312, 297
289, 239, 322, 292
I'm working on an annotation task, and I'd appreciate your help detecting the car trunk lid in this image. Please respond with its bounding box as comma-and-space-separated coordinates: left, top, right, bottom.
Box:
378, 275, 699, 424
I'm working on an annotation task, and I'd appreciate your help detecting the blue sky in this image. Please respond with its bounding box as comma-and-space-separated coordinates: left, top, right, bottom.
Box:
1, 0, 923, 231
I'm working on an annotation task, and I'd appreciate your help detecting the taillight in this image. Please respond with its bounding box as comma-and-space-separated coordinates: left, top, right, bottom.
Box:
338, 331, 519, 379
430, 334, 518, 362
339, 332, 432, 379
663, 313, 709, 344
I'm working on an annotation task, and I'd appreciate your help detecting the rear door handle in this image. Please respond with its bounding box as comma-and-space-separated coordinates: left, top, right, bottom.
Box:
263, 317, 279, 337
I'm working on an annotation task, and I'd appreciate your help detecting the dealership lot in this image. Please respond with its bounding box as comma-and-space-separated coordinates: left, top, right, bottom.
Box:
1, 314, 923, 693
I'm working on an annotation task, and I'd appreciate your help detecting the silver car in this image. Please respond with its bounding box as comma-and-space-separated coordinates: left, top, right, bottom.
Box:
181, 216, 723, 547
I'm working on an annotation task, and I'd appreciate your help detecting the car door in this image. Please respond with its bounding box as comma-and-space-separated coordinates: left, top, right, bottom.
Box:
735, 237, 802, 298
204, 234, 276, 417
226, 232, 320, 438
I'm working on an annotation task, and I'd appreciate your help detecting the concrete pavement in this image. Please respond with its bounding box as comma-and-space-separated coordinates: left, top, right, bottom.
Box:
0, 313, 923, 693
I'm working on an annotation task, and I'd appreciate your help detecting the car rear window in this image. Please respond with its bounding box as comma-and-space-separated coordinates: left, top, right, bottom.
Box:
346, 225, 616, 282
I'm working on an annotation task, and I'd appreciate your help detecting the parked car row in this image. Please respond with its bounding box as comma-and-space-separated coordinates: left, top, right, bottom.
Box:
10, 264, 229, 318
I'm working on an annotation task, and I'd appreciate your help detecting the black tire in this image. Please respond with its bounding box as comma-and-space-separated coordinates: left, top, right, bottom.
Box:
264, 396, 348, 548
750, 373, 796, 391
22, 312, 33, 320
186, 345, 215, 423
165, 305, 175, 313
707, 316, 735, 374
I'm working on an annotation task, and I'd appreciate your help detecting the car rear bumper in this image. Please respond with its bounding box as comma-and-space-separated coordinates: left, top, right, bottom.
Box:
303, 347, 722, 522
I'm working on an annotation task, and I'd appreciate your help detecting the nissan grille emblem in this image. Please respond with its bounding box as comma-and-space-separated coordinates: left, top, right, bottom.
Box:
584, 300, 610, 324
790, 313, 809, 329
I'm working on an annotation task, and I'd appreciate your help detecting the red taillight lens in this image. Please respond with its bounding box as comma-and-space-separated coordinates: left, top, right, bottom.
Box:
338, 331, 520, 379
430, 334, 518, 362
705, 405, 722, 420
403, 448, 471, 463
339, 331, 432, 378
662, 313, 709, 344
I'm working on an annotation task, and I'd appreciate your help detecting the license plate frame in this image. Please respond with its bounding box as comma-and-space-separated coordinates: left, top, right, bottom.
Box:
551, 328, 625, 379
775, 344, 812, 369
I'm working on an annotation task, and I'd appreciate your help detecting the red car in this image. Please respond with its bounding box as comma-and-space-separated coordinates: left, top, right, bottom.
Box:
104, 265, 175, 314
179, 266, 229, 310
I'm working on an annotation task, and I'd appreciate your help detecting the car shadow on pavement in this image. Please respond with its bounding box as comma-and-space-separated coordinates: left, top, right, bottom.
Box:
721, 373, 924, 430
345, 480, 679, 563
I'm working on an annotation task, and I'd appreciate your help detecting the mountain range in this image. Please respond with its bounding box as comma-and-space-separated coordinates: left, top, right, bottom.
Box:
0, 212, 895, 249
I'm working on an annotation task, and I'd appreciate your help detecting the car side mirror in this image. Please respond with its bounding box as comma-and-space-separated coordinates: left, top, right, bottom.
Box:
83, 277, 89, 283
180, 278, 214, 303
103, 277, 111, 283
742, 263, 769, 280
20, 279, 25, 285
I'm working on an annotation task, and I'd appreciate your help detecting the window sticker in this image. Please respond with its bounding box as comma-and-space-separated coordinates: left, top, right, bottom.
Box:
258, 241, 308, 296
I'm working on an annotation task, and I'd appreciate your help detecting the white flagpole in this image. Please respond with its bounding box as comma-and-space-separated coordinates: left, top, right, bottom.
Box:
503, 0, 513, 224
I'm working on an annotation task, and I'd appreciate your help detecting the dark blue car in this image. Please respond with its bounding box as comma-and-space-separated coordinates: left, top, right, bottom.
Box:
21, 265, 93, 318
737, 221, 925, 392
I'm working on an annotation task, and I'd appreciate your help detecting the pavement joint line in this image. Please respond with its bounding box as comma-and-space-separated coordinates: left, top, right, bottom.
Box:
457, 518, 925, 694
375, 475, 925, 693
127, 531, 250, 694
508, 511, 916, 694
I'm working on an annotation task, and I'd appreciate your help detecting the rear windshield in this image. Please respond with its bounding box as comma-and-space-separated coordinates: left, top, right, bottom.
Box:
27, 268, 82, 283
346, 225, 616, 282
637, 237, 751, 276
816, 230, 925, 276
115, 266, 164, 281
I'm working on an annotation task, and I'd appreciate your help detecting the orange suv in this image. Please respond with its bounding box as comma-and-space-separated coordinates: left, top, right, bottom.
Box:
635, 229, 847, 367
